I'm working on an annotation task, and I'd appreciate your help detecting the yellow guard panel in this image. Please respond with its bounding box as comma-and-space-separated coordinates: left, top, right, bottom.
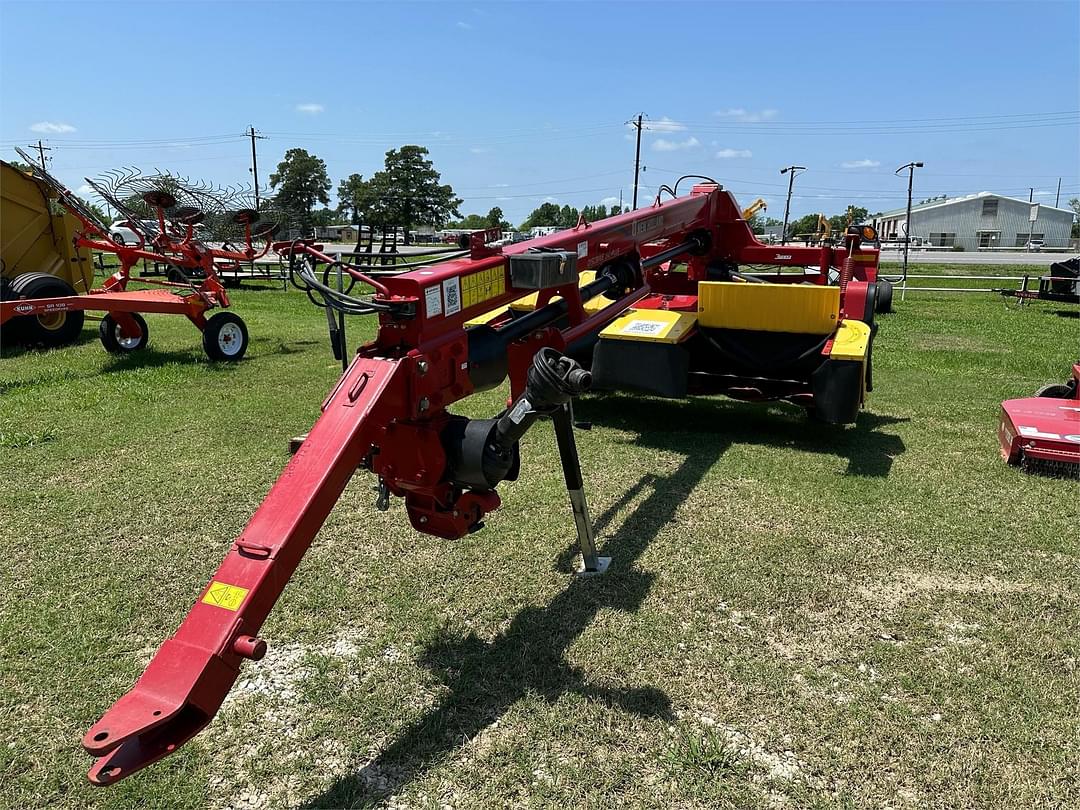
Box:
697, 282, 840, 334
599, 308, 698, 344
828, 319, 871, 361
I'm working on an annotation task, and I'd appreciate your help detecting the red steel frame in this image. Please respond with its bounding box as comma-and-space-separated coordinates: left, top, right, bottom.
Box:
0, 196, 270, 343
999, 363, 1080, 469
82, 184, 880, 784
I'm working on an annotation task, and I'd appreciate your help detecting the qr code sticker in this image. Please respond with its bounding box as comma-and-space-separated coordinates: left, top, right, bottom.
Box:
621, 319, 665, 336
443, 276, 462, 316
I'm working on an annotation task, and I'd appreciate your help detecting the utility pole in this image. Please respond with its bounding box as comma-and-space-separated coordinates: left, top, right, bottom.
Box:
894, 161, 923, 280
630, 113, 644, 210
1027, 186, 1037, 248
247, 125, 266, 210
29, 139, 51, 170
1055, 177, 1061, 208
779, 164, 805, 245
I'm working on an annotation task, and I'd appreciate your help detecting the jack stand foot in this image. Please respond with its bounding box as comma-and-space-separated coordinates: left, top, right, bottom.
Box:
288, 433, 308, 455
575, 555, 611, 577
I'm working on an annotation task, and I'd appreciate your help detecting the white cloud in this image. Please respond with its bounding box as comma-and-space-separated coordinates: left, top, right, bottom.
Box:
77, 184, 93, 194
469, 147, 489, 154
491, 183, 510, 188
599, 196, 621, 208
295, 103, 324, 114
653, 136, 700, 152
647, 116, 686, 133
715, 148, 752, 159
840, 159, 880, 169
30, 121, 76, 134
714, 108, 778, 123
542, 196, 559, 203
456, 20, 473, 29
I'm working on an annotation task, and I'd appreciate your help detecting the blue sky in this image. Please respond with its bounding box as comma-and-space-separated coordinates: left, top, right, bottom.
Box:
2, 0, 1078, 224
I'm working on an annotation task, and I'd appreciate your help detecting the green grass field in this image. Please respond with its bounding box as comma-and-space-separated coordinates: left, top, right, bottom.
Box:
1, 275, 1077, 809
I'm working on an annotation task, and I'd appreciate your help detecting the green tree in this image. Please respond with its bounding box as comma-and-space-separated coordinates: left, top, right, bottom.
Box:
269, 148, 331, 228
485, 206, 509, 230
828, 205, 869, 233
311, 207, 337, 227
366, 145, 461, 244
558, 205, 580, 228
1069, 198, 1080, 238
451, 213, 491, 230
520, 202, 563, 230
788, 213, 821, 241
337, 173, 380, 225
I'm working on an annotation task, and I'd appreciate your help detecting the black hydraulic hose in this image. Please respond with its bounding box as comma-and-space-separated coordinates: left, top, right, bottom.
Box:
641, 234, 708, 269
493, 272, 617, 344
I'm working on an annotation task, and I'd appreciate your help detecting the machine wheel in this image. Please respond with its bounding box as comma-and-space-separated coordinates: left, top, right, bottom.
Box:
99, 313, 149, 353
8, 272, 85, 348
876, 278, 894, 313
1034, 382, 1074, 399
0, 275, 21, 347
202, 312, 248, 361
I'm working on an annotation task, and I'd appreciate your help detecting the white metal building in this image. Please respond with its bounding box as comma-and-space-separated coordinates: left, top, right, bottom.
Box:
873, 192, 1074, 250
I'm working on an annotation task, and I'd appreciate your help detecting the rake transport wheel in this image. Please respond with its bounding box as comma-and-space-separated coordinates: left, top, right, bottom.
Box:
0, 275, 19, 346
9, 272, 85, 348
99, 313, 149, 353
876, 278, 894, 313
202, 312, 248, 361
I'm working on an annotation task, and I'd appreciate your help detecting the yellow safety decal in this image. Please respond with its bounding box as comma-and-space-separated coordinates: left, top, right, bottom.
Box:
600, 309, 697, 344
829, 319, 871, 361
202, 580, 249, 611
460, 267, 506, 310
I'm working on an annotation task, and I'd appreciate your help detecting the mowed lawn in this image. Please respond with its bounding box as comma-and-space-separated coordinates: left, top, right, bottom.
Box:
1, 273, 1077, 809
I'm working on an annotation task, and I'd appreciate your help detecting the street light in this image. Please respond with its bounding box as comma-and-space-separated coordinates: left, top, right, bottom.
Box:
779, 165, 806, 245
894, 161, 923, 281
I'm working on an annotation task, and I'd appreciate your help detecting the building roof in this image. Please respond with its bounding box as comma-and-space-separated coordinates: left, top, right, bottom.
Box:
876, 191, 1074, 218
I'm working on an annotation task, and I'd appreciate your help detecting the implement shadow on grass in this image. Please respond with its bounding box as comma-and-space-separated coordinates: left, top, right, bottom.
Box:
98, 348, 242, 373
304, 429, 726, 808
578, 394, 908, 478
0, 329, 99, 359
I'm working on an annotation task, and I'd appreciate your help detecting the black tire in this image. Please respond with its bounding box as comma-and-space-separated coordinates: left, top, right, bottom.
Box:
1034, 383, 1073, 399
99, 312, 149, 353
202, 311, 248, 361
112, 233, 126, 246
0, 275, 22, 347
8, 272, 85, 348
876, 278, 894, 314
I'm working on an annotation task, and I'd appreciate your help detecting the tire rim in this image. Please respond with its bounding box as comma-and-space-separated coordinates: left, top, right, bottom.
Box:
217, 322, 243, 355
38, 311, 67, 331
115, 323, 142, 350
